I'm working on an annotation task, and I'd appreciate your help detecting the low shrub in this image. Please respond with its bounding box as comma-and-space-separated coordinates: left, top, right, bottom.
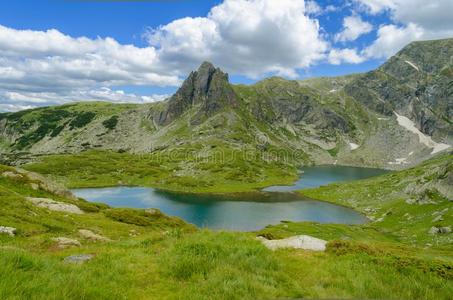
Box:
102, 115, 119, 130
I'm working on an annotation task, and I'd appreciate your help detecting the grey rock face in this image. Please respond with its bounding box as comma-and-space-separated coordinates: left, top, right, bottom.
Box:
345, 38, 453, 142
158, 61, 238, 125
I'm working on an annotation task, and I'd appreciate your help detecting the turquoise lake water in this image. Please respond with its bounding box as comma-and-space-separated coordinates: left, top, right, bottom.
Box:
72, 166, 388, 231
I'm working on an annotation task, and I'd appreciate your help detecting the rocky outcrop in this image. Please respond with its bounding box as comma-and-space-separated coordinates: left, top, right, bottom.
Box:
52, 237, 81, 248
428, 226, 451, 234
78, 229, 111, 242
25, 197, 84, 214
2, 167, 77, 200
345, 38, 453, 142
257, 235, 327, 251
158, 62, 238, 125
0, 226, 17, 237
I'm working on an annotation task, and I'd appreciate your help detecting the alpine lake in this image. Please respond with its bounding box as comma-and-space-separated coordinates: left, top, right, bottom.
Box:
72, 166, 389, 231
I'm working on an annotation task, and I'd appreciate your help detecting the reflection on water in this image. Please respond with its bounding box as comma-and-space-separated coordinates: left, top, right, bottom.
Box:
73, 166, 387, 231
73, 187, 368, 231
263, 165, 389, 192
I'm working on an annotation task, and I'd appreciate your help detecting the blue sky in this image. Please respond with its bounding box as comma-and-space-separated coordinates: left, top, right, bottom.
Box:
0, 0, 452, 111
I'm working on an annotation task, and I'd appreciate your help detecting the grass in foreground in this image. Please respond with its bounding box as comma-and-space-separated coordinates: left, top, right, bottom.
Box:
1, 162, 453, 299
2, 229, 452, 300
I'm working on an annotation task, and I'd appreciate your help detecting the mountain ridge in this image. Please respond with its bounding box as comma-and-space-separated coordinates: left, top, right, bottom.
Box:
0, 38, 452, 171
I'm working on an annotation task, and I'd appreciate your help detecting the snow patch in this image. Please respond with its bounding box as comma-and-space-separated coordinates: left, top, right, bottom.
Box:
349, 142, 359, 150
388, 157, 409, 165
394, 112, 451, 154
388, 151, 415, 165
405, 60, 419, 72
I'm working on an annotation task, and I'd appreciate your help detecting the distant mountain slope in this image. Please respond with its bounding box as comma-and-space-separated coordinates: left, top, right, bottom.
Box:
345, 38, 453, 141
0, 39, 451, 170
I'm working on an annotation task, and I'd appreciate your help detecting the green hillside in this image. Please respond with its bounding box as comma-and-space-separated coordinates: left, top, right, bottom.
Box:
1, 158, 452, 299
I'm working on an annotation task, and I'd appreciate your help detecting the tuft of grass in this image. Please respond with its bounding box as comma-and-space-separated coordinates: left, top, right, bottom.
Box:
158, 230, 301, 299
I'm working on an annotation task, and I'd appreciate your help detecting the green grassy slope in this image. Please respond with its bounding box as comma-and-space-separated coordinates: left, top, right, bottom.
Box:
22, 149, 297, 193
298, 153, 453, 247
1, 162, 453, 299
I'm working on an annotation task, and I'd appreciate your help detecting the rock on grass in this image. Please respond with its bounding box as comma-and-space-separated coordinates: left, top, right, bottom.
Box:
257, 235, 327, 251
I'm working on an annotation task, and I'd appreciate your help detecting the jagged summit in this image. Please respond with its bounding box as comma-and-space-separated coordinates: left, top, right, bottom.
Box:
158, 61, 238, 125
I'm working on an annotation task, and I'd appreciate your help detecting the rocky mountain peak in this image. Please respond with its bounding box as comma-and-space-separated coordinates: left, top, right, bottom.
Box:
158, 61, 238, 125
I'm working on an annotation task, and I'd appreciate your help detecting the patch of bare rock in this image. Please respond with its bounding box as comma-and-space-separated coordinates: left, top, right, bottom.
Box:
52, 237, 81, 249
428, 226, 451, 234
78, 229, 111, 242
64, 254, 94, 264
257, 235, 327, 251
0, 226, 17, 237
1, 168, 77, 200
25, 197, 84, 214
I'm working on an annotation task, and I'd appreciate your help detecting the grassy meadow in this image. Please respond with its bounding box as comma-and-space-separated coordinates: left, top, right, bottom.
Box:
1, 154, 452, 299
22, 149, 298, 193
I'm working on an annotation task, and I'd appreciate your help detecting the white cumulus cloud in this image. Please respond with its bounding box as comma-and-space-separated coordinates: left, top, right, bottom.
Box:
1, 0, 330, 111
334, 15, 373, 42
363, 23, 424, 59
146, 0, 328, 78
0, 88, 169, 112
328, 48, 366, 65
356, 0, 453, 59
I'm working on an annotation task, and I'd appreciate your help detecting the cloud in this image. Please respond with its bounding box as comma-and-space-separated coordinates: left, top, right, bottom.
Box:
0, 24, 179, 111
388, 0, 453, 31
146, 0, 328, 78
0, 88, 169, 112
363, 23, 423, 59
0, 25, 181, 89
356, 0, 453, 31
334, 15, 373, 42
2, 0, 451, 112
305, 0, 322, 15
353, 0, 395, 14
355, 0, 453, 59
1, 0, 330, 111
328, 48, 366, 65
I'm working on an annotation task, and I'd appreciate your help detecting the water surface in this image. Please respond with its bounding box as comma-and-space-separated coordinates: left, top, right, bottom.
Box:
72, 188, 367, 231
263, 165, 389, 192
72, 165, 386, 231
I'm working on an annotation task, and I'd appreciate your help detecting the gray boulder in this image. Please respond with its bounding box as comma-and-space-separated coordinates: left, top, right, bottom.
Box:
25, 197, 84, 214
64, 254, 94, 264
258, 235, 327, 251
52, 237, 81, 248
0, 226, 17, 237
428, 226, 452, 234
